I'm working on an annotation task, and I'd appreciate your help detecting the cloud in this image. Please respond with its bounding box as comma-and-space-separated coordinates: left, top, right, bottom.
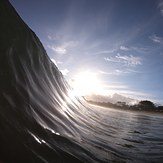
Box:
131, 46, 149, 54
149, 34, 163, 44
104, 53, 142, 66
48, 41, 78, 55
103, 84, 128, 89
47, 35, 53, 40
126, 69, 142, 73
120, 45, 148, 54
99, 69, 128, 75
49, 46, 67, 54
114, 69, 127, 74
99, 68, 141, 76
95, 49, 117, 55
158, 0, 163, 16
98, 70, 112, 75
61, 69, 69, 76
120, 46, 129, 51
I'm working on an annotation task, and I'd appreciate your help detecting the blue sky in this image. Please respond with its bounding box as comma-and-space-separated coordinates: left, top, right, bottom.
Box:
10, 0, 163, 104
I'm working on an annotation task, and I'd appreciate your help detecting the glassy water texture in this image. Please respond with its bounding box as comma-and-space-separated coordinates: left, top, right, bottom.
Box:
87, 105, 163, 163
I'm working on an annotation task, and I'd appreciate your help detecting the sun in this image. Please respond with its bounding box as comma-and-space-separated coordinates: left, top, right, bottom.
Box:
71, 71, 102, 96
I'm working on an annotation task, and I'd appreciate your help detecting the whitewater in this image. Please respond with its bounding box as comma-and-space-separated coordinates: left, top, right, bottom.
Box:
0, 1, 163, 162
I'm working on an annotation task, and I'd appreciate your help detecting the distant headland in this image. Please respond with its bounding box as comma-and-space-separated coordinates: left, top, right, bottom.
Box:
84, 94, 163, 113
86, 99, 163, 113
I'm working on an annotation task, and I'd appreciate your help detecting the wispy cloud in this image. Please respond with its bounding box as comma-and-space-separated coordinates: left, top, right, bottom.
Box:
48, 41, 78, 55
120, 45, 148, 54
99, 69, 128, 76
98, 70, 112, 75
99, 68, 141, 76
95, 49, 117, 55
103, 84, 129, 89
131, 46, 149, 54
149, 34, 163, 44
49, 45, 67, 54
120, 46, 129, 51
158, 0, 163, 16
104, 53, 142, 66
47, 35, 54, 40
126, 69, 142, 73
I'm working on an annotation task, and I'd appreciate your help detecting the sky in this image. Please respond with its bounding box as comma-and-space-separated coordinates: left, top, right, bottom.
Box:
10, 0, 163, 104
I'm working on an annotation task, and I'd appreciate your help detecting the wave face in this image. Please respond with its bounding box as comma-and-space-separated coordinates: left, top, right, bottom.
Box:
0, 1, 104, 162
1, 1, 163, 163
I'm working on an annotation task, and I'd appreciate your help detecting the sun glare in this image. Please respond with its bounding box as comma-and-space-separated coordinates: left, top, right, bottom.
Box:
71, 71, 102, 96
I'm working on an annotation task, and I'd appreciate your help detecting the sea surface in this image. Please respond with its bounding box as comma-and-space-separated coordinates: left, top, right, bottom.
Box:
0, 0, 163, 162
84, 105, 163, 163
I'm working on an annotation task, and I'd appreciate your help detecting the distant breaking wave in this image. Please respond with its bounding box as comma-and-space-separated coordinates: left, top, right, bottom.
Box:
1, 1, 163, 163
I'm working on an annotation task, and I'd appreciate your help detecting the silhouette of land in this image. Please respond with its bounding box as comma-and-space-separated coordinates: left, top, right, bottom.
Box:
86, 99, 163, 113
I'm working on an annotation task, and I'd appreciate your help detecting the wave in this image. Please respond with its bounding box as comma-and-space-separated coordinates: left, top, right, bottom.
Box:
0, 1, 108, 162
1, 1, 163, 163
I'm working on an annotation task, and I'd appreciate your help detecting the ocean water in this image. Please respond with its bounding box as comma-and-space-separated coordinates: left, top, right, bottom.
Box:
0, 1, 163, 162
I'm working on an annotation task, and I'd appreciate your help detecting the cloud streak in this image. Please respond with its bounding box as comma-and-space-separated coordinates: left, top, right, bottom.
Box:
120, 46, 129, 51
99, 69, 128, 76
94, 49, 117, 55
99, 68, 141, 76
48, 45, 67, 54
158, 0, 163, 16
48, 40, 78, 55
104, 53, 142, 66
149, 34, 163, 44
